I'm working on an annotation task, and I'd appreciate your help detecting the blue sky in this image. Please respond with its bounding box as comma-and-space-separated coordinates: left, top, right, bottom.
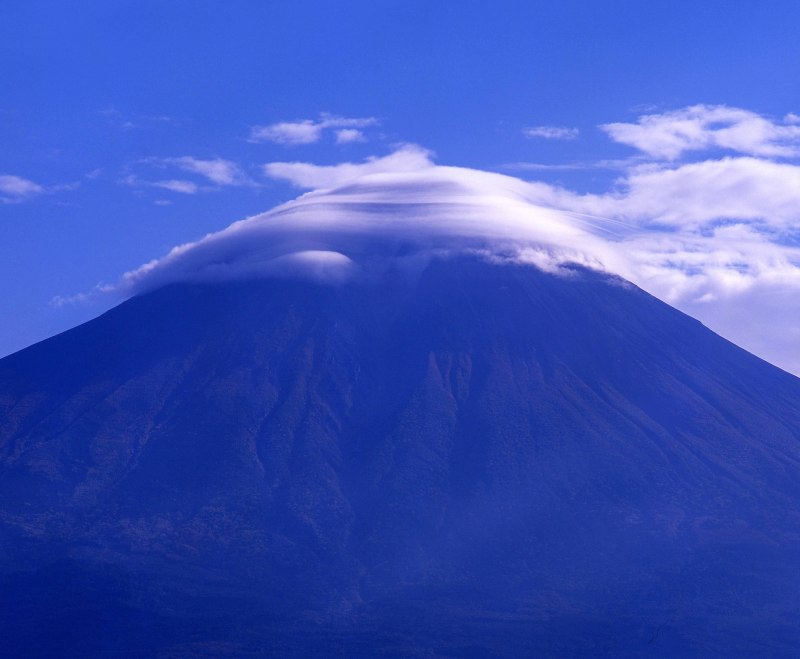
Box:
3, 1, 800, 373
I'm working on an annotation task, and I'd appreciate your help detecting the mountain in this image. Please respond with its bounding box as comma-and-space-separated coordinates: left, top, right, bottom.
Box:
1, 256, 800, 657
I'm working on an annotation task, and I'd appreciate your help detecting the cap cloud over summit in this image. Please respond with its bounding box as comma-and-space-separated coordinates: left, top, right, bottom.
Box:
118, 154, 629, 296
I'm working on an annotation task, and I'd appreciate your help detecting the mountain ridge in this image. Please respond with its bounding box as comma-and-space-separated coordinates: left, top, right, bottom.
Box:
1, 256, 799, 656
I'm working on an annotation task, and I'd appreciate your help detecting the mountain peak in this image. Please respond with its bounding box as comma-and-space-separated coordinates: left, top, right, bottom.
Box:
1, 256, 799, 654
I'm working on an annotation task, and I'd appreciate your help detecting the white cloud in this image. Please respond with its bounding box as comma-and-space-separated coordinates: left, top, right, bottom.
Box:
151, 179, 200, 194
249, 113, 379, 145
0, 174, 44, 202
335, 128, 366, 144
263, 144, 435, 189
166, 157, 247, 186
614, 226, 800, 375
603, 105, 800, 160
250, 120, 322, 145
523, 126, 579, 140
572, 157, 800, 229
112, 150, 624, 301
123, 156, 249, 195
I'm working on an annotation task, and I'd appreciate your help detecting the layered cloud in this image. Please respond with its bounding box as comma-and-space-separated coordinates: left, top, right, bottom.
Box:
249, 113, 379, 145
116, 152, 625, 297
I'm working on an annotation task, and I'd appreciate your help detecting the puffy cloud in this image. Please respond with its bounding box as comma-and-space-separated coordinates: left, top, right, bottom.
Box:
620, 225, 800, 375
523, 126, 579, 140
249, 113, 379, 145
0, 174, 44, 202
573, 157, 800, 229
602, 105, 800, 160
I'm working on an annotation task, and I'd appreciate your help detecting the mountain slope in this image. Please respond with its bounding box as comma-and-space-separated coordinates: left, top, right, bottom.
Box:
1, 257, 800, 656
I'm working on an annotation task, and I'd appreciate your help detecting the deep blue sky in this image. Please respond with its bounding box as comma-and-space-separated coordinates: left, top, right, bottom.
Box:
3, 1, 800, 367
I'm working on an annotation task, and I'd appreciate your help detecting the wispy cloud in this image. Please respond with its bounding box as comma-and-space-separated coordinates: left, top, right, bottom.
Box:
503, 158, 635, 172
123, 174, 200, 195
0, 174, 44, 202
249, 113, 379, 145
98, 107, 177, 131
122, 156, 250, 195
335, 128, 366, 144
151, 179, 200, 194
523, 125, 579, 140
250, 119, 322, 145
164, 156, 248, 186
602, 105, 800, 160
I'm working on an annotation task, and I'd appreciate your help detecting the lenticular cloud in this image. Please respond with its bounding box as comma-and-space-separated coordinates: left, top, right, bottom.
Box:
117, 163, 629, 296
106, 144, 800, 375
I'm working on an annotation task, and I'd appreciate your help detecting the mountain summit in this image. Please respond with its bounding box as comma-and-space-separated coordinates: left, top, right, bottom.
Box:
2, 255, 800, 656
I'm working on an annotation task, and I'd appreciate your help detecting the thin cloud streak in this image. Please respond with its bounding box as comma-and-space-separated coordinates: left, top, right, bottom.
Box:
151, 179, 200, 194
165, 157, 248, 186
122, 174, 200, 194
523, 125, 579, 140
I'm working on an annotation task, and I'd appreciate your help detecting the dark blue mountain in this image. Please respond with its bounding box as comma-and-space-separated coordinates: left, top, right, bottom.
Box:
1, 256, 799, 656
